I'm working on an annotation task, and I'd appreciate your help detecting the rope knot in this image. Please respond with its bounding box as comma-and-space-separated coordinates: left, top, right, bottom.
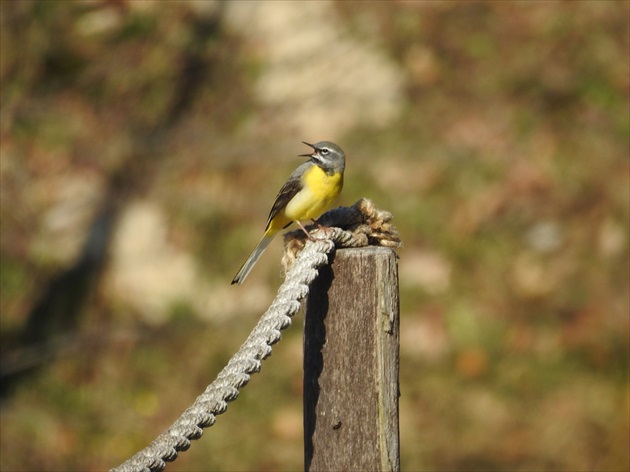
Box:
282, 198, 401, 272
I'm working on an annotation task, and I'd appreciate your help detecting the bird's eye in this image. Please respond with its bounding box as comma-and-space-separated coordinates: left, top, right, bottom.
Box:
320, 148, 330, 155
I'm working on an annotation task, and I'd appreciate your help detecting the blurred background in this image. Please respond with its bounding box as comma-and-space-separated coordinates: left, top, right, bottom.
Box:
1, 1, 628, 470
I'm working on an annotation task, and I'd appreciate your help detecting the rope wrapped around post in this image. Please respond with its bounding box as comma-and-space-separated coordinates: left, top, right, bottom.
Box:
111, 199, 400, 472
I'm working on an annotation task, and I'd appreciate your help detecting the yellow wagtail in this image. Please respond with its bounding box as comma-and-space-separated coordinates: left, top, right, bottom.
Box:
231, 141, 346, 285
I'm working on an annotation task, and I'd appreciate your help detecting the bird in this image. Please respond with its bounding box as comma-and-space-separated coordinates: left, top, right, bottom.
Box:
231, 141, 346, 285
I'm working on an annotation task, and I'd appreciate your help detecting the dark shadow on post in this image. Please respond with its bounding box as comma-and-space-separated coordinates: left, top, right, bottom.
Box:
303, 254, 335, 470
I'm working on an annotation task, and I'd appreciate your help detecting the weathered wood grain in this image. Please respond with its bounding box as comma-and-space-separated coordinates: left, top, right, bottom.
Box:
304, 247, 400, 472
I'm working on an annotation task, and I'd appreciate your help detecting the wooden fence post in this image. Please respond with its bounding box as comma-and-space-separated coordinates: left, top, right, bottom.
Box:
304, 246, 400, 472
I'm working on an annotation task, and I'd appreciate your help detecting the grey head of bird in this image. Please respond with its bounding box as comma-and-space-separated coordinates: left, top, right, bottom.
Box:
300, 141, 346, 174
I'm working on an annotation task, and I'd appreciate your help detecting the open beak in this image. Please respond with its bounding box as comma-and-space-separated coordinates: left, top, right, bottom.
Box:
299, 141, 317, 157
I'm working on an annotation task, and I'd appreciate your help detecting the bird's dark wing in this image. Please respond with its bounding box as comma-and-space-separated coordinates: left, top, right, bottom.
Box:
265, 162, 310, 230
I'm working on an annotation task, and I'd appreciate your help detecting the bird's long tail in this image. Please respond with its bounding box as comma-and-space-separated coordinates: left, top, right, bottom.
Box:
231, 233, 276, 285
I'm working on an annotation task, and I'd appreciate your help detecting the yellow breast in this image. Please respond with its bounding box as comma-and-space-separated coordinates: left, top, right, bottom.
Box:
284, 165, 343, 222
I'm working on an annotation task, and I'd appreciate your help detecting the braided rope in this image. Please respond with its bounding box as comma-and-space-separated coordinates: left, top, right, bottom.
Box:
111, 199, 400, 472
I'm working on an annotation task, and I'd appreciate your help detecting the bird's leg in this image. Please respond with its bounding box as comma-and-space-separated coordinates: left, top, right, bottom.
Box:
296, 220, 316, 241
